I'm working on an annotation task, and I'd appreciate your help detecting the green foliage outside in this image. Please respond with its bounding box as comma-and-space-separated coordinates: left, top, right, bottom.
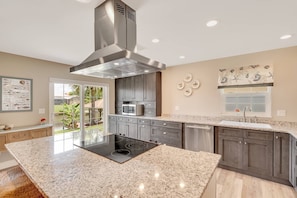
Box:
60, 103, 80, 129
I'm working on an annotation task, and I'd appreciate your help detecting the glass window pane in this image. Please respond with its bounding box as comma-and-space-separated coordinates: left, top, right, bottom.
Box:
226, 104, 236, 112
252, 104, 266, 112
237, 96, 251, 103
226, 96, 238, 103
252, 96, 265, 103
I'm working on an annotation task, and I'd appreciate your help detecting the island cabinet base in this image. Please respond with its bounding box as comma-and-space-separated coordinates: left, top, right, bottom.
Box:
201, 170, 217, 198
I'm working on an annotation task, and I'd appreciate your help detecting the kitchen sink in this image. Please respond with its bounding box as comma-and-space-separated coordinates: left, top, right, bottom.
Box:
219, 120, 272, 129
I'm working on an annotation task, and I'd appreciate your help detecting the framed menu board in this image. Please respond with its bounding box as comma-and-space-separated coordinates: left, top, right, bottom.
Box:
0, 76, 33, 112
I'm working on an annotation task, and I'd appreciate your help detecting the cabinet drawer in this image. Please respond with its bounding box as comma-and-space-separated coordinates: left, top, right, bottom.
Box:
30, 129, 47, 139
151, 126, 182, 148
151, 120, 182, 129
7, 131, 30, 142
144, 108, 156, 117
126, 117, 138, 123
219, 127, 243, 138
244, 130, 273, 141
109, 116, 117, 121
117, 117, 128, 122
138, 119, 151, 125
142, 102, 156, 108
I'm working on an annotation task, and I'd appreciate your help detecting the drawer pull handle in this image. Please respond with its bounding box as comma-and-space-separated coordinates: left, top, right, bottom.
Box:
244, 142, 247, 145
275, 136, 279, 139
239, 141, 242, 144
163, 123, 167, 126
163, 132, 167, 135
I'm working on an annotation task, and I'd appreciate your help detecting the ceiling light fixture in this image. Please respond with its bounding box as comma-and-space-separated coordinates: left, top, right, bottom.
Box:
152, 38, 160, 43
280, 34, 292, 40
76, 0, 91, 3
206, 20, 218, 27
179, 56, 185, 59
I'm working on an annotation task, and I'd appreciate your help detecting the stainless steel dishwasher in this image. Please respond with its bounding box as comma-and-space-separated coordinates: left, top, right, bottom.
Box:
184, 123, 214, 153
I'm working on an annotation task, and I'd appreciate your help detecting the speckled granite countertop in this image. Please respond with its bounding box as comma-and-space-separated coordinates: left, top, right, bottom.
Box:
6, 136, 221, 198
0, 124, 52, 134
109, 114, 297, 139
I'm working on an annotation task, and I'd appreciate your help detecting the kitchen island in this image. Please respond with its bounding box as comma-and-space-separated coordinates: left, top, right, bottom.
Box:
5, 135, 221, 198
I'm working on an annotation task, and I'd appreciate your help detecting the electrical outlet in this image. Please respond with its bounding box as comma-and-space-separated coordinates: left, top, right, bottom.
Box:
39, 108, 45, 114
277, 110, 286, 117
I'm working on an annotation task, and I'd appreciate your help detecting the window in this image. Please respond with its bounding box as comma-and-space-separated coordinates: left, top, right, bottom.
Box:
220, 87, 271, 117
49, 78, 109, 136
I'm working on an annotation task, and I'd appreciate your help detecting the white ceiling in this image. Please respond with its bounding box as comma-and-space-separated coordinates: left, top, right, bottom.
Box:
1, 0, 297, 67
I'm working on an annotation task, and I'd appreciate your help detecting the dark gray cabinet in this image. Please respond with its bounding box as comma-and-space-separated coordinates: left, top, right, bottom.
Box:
150, 120, 182, 148
116, 117, 138, 139
290, 135, 297, 188
218, 127, 273, 177
115, 72, 161, 116
218, 134, 243, 169
108, 115, 118, 134
274, 132, 290, 181
137, 119, 151, 142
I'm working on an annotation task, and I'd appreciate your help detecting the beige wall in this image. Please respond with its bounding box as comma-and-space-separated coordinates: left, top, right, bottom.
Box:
0, 52, 115, 127
162, 46, 297, 122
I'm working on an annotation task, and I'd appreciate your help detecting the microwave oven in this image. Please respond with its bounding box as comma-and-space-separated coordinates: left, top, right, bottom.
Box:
122, 104, 144, 116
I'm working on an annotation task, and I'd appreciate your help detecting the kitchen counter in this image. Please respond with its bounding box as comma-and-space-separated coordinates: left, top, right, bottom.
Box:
5, 135, 221, 198
109, 114, 297, 139
0, 124, 53, 134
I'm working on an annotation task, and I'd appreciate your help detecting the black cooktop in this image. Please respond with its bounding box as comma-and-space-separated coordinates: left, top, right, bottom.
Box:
74, 134, 158, 163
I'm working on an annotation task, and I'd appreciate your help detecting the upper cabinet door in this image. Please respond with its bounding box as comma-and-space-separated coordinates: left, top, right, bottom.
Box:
125, 75, 143, 101
143, 72, 160, 101
115, 78, 126, 101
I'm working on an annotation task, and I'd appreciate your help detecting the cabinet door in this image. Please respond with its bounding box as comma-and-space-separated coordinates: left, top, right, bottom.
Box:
7, 131, 30, 143
127, 123, 138, 139
117, 122, 128, 136
115, 78, 126, 101
30, 129, 47, 139
289, 135, 297, 187
0, 134, 6, 151
274, 132, 290, 180
243, 139, 273, 176
143, 73, 156, 101
138, 124, 151, 142
151, 126, 182, 148
218, 135, 243, 169
125, 76, 135, 101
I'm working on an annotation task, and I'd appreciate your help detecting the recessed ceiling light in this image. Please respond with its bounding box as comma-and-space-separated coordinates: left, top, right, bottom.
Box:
114, 62, 119, 66
206, 20, 218, 27
179, 55, 185, 59
76, 0, 91, 3
280, 34, 292, 40
152, 38, 160, 43
144, 70, 150, 73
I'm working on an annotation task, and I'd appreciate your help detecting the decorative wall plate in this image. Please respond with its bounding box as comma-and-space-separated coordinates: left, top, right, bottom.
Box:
184, 88, 192, 96
183, 73, 193, 82
192, 80, 200, 89
177, 82, 185, 90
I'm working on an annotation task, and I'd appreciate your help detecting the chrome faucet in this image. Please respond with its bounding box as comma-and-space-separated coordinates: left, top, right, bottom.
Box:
243, 106, 252, 122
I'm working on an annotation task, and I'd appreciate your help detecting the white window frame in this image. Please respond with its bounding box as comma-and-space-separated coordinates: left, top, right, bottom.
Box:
49, 78, 110, 134
220, 87, 272, 118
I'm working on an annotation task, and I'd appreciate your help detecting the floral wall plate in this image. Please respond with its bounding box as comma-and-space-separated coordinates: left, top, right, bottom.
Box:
183, 73, 193, 82
192, 80, 200, 89
177, 82, 185, 90
184, 88, 192, 96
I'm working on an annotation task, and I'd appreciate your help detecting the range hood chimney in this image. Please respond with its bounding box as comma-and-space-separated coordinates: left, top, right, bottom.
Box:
70, 0, 166, 79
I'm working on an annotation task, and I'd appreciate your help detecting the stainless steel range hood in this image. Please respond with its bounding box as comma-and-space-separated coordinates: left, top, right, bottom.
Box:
70, 0, 166, 79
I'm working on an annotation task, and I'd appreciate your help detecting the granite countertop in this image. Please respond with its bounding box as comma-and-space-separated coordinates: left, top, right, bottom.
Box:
109, 114, 297, 139
6, 136, 221, 198
0, 124, 53, 134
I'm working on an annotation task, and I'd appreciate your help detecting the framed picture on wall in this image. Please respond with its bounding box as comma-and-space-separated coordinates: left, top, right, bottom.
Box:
0, 76, 33, 112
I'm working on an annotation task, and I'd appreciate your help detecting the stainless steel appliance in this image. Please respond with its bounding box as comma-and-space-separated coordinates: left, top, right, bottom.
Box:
70, 0, 166, 79
74, 134, 158, 163
122, 104, 144, 116
184, 123, 214, 153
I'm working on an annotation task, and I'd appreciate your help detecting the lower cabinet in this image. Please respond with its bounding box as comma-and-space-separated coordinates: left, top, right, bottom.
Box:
137, 119, 151, 142
274, 132, 290, 180
117, 117, 138, 139
218, 127, 273, 177
0, 126, 52, 151
217, 126, 292, 185
150, 120, 182, 148
290, 135, 297, 188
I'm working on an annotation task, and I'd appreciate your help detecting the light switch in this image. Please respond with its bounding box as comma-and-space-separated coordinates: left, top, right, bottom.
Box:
277, 110, 286, 117
39, 108, 45, 114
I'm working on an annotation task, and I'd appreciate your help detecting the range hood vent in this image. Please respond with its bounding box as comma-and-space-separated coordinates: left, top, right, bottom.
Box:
70, 0, 166, 79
